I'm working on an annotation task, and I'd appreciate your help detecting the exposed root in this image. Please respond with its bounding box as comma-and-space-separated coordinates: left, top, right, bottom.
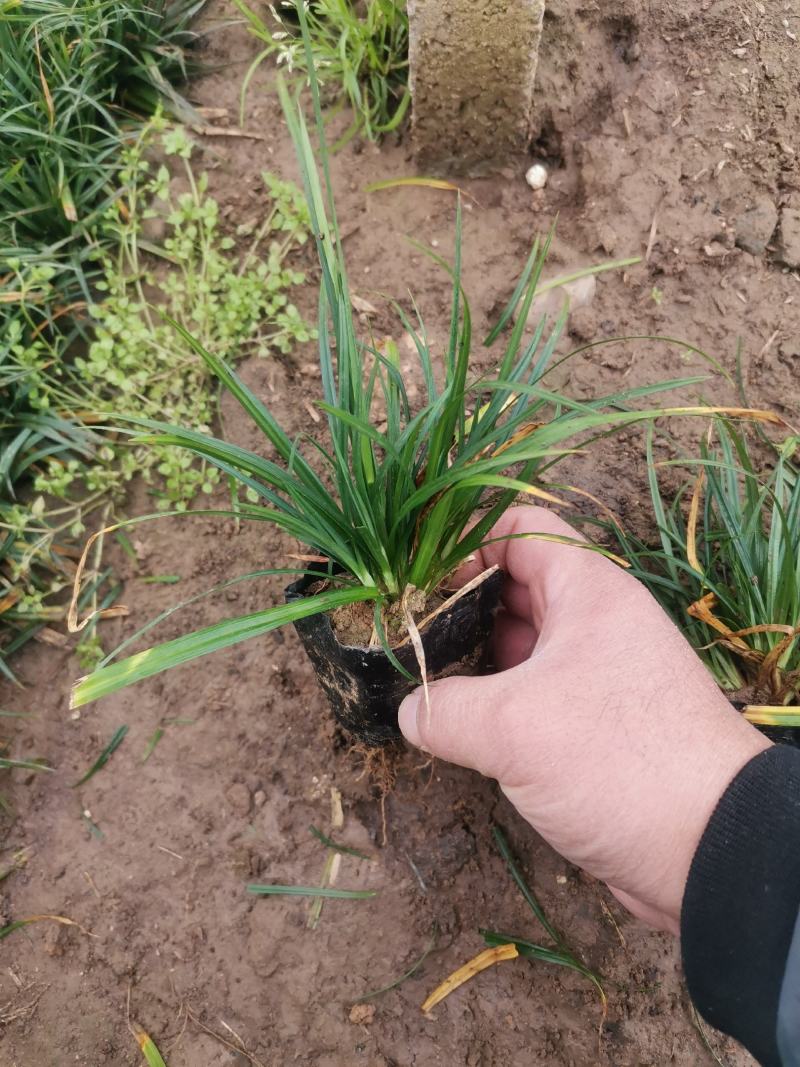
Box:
350, 742, 400, 798
414, 752, 437, 792
349, 742, 401, 847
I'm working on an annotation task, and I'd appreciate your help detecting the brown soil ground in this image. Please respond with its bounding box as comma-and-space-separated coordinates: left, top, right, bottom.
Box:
2, 0, 799, 1063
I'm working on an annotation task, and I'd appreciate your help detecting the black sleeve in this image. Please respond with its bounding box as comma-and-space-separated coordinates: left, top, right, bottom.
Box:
681, 745, 800, 1067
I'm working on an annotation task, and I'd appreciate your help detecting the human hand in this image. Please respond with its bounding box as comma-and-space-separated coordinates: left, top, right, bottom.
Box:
399, 506, 770, 933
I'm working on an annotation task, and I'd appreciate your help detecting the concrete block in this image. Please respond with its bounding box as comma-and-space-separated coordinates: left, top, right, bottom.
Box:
408, 0, 545, 174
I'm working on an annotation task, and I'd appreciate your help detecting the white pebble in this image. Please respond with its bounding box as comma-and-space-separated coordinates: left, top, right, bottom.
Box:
525, 162, 548, 190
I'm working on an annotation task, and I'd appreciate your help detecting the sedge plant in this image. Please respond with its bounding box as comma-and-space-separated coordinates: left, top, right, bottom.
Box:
234, 0, 409, 144
611, 421, 800, 720
1, 0, 210, 304
69, 15, 768, 709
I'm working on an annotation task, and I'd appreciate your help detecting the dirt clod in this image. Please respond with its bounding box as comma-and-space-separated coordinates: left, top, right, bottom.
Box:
569, 306, 599, 342
349, 1003, 376, 1026
777, 208, 800, 269
734, 196, 778, 255
225, 782, 252, 818
593, 221, 618, 255
43, 922, 67, 957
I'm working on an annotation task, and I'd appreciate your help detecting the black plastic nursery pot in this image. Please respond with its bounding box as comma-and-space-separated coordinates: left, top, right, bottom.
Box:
285, 568, 504, 746
760, 725, 800, 748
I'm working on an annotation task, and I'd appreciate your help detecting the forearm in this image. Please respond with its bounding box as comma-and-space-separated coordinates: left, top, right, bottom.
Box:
682, 745, 800, 1066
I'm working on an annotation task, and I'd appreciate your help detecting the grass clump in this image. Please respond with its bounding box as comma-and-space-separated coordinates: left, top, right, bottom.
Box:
612, 421, 800, 708
69, 15, 732, 709
0, 0, 208, 267
235, 0, 409, 144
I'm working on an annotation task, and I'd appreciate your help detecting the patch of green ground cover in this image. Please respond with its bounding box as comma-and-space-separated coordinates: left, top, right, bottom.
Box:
0, 0, 212, 674
1, 0, 211, 330
1, 3, 313, 677
3, 119, 313, 676
33, 118, 313, 512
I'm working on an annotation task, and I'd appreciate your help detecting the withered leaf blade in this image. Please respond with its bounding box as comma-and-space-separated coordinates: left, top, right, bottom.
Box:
421, 943, 518, 1014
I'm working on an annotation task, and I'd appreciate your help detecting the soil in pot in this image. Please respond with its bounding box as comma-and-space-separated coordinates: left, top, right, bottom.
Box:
285, 568, 504, 745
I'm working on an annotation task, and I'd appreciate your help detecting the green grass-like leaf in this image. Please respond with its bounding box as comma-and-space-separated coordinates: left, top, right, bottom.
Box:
0, 913, 78, 942
359, 924, 438, 1000
0, 757, 53, 772
247, 884, 378, 899
492, 826, 561, 945
0, 919, 39, 942
141, 727, 165, 763
72, 586, 378, 707
487, 827, 605, 1008
309, 824, 373, 861
745, 707, 800, 728
72, 725, 129, 786
136, 1030, 169, 1067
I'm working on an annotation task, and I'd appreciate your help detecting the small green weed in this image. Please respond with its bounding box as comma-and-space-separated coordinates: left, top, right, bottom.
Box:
31, 118, 312, 511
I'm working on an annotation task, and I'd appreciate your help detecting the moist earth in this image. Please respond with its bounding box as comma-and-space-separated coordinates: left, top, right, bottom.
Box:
3, 0, 798, 1063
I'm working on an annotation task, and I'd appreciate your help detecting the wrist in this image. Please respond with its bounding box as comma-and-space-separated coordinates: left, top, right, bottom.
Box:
665, 721, 771, 932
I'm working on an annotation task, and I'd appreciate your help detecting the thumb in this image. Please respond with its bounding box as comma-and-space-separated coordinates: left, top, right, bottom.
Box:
399, 668, 523, 780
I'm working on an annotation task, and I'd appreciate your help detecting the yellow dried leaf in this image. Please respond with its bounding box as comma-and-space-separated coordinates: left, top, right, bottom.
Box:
686, 467, 705, 574
0, 590, 20, 615
687, 593, 751, 652
744, 706, 800, 727
421, 943, 518, 1014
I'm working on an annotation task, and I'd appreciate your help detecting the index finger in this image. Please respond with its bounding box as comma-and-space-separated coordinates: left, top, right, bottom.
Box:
452, 505, 598, 631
